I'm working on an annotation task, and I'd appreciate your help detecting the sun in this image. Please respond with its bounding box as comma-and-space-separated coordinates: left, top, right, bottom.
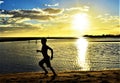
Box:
72, 13, 90, 32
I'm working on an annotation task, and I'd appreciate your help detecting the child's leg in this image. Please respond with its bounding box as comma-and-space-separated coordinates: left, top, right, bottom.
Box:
49, 66, 57, 76
39, 59, 48, 75
46, 60, 57, 76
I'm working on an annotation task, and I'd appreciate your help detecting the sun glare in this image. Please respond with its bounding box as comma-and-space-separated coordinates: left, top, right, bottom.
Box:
76, 37, 89, 70
72, 13, 90, 32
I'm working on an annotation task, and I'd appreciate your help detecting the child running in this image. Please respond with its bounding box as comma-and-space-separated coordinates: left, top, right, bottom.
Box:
36, 38, 57, 76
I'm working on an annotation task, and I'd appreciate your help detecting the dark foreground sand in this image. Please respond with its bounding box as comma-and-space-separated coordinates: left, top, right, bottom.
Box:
0, 70, 119, 83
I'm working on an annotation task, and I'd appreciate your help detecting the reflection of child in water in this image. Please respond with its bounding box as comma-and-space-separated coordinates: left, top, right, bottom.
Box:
36, 38, 57, 76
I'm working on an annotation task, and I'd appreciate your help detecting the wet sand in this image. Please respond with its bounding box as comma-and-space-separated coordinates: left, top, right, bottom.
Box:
0, 70, 119, 83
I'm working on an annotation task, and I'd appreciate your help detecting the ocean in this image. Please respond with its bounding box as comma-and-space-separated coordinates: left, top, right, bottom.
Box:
0, 37, 120, 74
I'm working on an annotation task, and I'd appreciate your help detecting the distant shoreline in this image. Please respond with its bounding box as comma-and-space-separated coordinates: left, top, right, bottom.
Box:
84, 35, 120, 38
0, 36, 120, 42
0, 37, 77, 42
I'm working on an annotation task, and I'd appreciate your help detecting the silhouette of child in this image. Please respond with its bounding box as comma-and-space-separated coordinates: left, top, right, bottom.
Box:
37, 38, 57, 76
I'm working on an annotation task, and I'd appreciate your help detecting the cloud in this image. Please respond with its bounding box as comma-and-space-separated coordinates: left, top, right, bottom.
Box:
66, 6, 90, 12
1, 7, 88, 26
0, 8, 64, 27
0, 6, 119, 36
44, 3, 59, 7
0, 0, 4, 4
0, 7, 88, 28
95, 14, 119, 24
0, 14, 13, 25
43, 8, 63, 14
0, 14, 13, 17
7, 8, 63, 21
64, 6, 90, 16
88, 13, 120, 35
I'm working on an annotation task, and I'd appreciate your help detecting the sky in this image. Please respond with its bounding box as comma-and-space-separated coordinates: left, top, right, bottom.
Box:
0, 0, 119, 37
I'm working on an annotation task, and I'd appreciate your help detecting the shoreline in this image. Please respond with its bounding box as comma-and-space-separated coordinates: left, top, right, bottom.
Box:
0, 70, 119, 83
0, 37, 120, 42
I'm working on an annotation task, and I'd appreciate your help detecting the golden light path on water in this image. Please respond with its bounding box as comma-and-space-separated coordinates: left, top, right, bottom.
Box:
76, 37, 90, 70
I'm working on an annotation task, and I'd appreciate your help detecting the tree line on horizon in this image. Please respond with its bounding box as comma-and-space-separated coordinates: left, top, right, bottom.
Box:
84, 34, 120, 37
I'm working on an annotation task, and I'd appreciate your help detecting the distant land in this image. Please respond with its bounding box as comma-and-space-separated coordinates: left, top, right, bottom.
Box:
0, 35, 120, 42
84, 34, 120, 38
0, 37, 77, 42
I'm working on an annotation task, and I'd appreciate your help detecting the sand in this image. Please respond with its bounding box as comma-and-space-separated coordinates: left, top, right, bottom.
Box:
0, 70, 119, 83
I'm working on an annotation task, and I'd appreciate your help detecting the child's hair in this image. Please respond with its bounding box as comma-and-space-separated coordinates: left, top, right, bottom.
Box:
41, 38, 47, 42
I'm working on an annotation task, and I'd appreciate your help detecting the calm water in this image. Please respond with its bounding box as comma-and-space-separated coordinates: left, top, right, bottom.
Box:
0, 38, 120, 74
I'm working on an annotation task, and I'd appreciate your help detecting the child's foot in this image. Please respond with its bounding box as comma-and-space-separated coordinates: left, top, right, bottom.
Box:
44, 71, 48, 75
53, 73, 57, 77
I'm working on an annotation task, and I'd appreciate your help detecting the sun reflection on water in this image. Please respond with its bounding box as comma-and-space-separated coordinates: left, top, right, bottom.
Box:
76, 37, 89, 70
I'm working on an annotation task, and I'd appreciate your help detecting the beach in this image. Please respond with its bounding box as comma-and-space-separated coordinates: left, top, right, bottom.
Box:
0, 70, 119, 83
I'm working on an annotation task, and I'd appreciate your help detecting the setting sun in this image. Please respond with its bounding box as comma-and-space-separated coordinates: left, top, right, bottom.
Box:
72, 13, 90, 32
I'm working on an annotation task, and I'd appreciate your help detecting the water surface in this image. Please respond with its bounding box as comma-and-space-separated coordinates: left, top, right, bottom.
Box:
0, 38, 119, 74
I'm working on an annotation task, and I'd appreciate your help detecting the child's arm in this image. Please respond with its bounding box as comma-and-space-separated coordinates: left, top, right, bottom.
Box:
48, 47, 53, 60
50, 49, 53, 60
36, 50, 42, 52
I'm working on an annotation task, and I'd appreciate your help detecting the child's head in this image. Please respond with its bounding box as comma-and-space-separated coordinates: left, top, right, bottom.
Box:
41, 38, 47, 45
